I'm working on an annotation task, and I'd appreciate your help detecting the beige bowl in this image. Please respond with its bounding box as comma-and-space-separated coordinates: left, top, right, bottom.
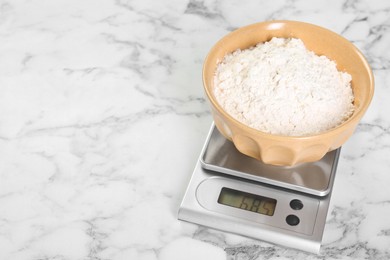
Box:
203, 20, 374, 166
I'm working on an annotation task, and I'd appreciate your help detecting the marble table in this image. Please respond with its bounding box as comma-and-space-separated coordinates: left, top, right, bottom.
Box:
0, 0, 389, 259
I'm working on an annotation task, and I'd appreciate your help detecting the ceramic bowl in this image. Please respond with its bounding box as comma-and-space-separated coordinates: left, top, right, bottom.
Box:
203, 20, 374, 166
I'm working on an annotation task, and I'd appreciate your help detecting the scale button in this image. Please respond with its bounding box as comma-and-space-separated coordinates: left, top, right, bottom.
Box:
286, 215, 300, 226
290, 199, 303, 210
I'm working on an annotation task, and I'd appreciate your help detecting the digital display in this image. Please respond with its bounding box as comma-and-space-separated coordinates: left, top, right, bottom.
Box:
218, 187, 277, 216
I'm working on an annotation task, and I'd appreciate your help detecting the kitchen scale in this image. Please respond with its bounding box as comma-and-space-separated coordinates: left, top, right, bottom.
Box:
178, 123, 340, 254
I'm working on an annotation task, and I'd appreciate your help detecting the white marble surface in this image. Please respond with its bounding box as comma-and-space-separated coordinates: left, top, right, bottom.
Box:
0, 0, 389, 259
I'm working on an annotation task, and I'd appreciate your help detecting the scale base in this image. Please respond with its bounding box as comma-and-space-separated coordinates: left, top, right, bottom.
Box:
178, 125, 340, 254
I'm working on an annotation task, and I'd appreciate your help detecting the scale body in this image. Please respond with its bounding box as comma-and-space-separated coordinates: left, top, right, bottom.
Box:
178, 124, 340, 254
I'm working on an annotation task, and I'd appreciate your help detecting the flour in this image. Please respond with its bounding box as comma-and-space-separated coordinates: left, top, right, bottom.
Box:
213, 37, 354, 136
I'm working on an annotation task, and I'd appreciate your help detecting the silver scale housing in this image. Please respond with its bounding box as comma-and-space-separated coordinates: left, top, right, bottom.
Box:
178, 124, 340, 254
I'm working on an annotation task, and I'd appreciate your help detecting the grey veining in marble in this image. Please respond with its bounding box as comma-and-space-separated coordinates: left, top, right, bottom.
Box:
0, 0, 389, 259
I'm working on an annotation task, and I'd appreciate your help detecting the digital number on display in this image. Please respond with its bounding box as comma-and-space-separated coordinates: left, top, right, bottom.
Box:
218, 187, 277, 216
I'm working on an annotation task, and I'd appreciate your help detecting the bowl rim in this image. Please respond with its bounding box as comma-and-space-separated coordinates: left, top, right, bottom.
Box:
202, 20, 375, 140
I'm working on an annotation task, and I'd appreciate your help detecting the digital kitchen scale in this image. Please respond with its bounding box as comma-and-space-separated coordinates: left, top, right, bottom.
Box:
178, 124, 340, 254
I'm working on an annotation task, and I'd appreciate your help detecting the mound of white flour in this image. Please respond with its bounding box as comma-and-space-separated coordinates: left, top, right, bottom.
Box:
213, 37, 354, 136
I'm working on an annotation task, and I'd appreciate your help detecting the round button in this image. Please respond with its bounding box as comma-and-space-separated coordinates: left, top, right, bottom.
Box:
286, 215, 300, 226
290, 199, 303, 210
